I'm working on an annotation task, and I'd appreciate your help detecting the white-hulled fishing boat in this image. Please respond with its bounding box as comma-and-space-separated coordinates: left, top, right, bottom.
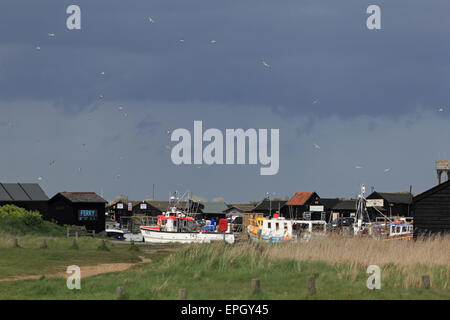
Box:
248, 214, 326, 243
140, 192, 235, 244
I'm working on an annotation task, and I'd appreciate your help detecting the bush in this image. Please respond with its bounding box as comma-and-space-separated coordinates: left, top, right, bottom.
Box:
0, 205, 65, 236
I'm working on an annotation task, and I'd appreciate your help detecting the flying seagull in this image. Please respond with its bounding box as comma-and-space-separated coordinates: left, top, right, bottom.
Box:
99, 94, 104, 99
384, 168, 391, 172
313, 143, 320, 149
35, 45, 41, 51
210, 40, 217, 44
262, 60, 270, 68
313, 99, 319, 104
179, 38, 185, 43
48, 33, 55, 37
148, 17, 155, 24
438, 107, 444, 112
354, 166, 363, 169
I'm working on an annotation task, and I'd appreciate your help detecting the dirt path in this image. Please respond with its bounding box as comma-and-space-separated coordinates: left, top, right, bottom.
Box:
0, 256, 152, 283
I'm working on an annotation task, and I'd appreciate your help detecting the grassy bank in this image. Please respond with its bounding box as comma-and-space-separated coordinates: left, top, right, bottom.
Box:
0, 205, 65, 237
0, 236, 448, 300
0, 236, 178, 278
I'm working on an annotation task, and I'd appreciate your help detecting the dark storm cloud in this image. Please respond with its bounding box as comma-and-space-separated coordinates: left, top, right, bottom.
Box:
1, 0, 450, 117
1, 1, 450, 202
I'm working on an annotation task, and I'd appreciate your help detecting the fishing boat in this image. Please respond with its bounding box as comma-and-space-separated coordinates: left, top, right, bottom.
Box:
248, 214, 326, 243
384, 221, 413, 240
247, 216, 267, 240
140, 191, 235, 244
352, 185, 413, 240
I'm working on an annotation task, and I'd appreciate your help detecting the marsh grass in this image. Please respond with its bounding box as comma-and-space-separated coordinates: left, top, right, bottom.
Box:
0, 234, 448, 299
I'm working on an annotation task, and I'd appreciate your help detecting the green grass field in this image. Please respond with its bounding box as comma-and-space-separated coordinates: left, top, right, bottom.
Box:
0, 238, 448, 300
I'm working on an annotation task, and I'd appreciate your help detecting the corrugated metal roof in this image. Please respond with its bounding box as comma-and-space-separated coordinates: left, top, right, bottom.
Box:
0, 183, 48, 201
2, 183, 30, 201
19, 183, 49, 201
0, 184, 13, 201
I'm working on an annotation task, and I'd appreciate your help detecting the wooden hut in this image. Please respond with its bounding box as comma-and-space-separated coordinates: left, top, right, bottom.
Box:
198, 201, 228, 221
412, 181, 450, 238
224, 204, 256, 217
366, 191, 413, 220
283, 192, 322, 220
252, 199, 287, 217
47, 192, 107, 233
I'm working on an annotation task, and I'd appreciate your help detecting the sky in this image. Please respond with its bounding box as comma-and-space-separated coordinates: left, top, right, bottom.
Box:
1, 0, 450, 203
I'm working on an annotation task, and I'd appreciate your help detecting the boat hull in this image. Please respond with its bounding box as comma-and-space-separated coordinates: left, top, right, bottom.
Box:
140, 228, 235, 244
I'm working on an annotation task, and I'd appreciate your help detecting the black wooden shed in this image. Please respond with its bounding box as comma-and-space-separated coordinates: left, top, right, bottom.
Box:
366, 191, 413, 220
412, 181, 450, 238
0, 183, 49, 216
252, 199, 287, 217
48, 192, 107, 233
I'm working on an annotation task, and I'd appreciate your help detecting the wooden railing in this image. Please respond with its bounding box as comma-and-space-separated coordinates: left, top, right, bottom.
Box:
66, 225, 96, 238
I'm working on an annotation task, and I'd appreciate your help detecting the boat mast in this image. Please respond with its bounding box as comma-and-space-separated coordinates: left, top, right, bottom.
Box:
354, 184, 371, 234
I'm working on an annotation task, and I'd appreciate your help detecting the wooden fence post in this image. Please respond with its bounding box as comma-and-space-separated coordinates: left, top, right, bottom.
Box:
307, 276, 316, 296
178, 288, 187, 300
41, 239, 48, 249
98, 239, 109, 251
13, 238, 19, 248
422, 275, 430, 289
71, 238, 79, 249
116, 286, 127, 300
252, 279, 260, 294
